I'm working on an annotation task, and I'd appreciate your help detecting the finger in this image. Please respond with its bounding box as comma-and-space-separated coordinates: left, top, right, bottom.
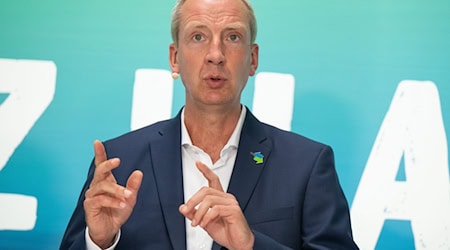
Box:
199, 206, 220, 228
84, 193, 128, 210
192, 193, 237, 226
179, 188, 213, 222
94, 140, 107, 166
91, 157, 121, 186
200, 204, 241, 228
124, 170, 144, 205
196, 161, 224, 191
191, 197, 216, 227
85, 181, 129, 201
179, 204, 195, 221
91, 140, 120, 185
126, 170, 143, 192
86, 170, 143, 210
183, 187, 229, 211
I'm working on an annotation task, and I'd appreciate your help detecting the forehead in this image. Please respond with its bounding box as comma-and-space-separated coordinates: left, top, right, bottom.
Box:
179, 0, 250, 30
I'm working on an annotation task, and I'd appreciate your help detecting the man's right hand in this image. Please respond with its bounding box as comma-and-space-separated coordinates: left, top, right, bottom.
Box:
83, 140, 143, 249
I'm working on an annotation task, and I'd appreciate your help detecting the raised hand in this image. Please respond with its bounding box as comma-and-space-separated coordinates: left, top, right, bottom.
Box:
83, 140, 143, 248
179, 161, 254, 250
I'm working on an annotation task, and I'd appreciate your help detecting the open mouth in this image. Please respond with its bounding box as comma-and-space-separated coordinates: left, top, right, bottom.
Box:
204, 74, 227, 88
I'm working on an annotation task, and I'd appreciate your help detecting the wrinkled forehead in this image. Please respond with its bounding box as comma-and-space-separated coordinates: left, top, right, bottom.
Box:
179, 0, 251, 32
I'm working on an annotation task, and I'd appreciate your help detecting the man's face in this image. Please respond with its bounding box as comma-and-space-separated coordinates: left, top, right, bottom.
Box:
170, 0, 258, 109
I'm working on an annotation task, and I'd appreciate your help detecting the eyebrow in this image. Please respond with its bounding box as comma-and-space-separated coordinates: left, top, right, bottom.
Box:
185, 23, 207, 30
183, 21, 207, 32
223, 23, 247, 33
184, 22, 247, 33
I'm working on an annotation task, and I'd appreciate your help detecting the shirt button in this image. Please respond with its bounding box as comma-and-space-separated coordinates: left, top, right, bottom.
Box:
199, 243, 206, 249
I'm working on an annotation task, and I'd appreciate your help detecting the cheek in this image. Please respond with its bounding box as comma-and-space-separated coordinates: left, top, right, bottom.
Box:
235, 54, 252, 73
179, 49, 204, 66
178, 55, 195, 73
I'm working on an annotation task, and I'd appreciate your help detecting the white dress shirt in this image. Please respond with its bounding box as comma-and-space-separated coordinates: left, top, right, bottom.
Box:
86, 106, 247, 250
181, 107, 246, 250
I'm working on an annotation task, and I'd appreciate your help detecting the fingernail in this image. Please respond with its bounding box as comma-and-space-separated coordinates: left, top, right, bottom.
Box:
120, 202, 127, 208
191, 219, 197, 226
124, 189, 132, 198
180, 204, 189, 213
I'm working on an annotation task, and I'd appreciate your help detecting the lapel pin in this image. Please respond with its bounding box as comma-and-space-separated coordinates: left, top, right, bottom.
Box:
250, 152, 264, 164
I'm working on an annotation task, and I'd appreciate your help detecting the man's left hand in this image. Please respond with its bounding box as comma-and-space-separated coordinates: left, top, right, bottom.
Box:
179, 161, 254, 250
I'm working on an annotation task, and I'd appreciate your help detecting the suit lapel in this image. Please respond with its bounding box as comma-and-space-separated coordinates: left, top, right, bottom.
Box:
149, 113, 186, 250
227, 110, 272, 211
149, 109, 271, 250
213, 110, 272, 249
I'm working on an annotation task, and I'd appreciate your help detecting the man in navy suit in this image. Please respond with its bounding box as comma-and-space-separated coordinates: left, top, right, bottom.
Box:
60, 0, 359, 249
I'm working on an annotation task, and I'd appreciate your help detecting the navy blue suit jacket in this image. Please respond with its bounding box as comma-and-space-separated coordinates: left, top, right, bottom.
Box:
60, 109, 358, 249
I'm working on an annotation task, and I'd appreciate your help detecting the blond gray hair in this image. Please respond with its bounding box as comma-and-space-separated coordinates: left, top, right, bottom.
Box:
170, 0, 257, 46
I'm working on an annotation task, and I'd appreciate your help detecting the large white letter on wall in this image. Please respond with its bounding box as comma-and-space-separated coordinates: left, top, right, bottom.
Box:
252, 72, 295, 131
351, 80, 450, 249
0, 59, 57, 230
131, 69, 173, 130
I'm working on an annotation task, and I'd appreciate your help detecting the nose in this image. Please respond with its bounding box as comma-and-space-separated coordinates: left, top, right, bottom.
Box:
205, 39, 225, 65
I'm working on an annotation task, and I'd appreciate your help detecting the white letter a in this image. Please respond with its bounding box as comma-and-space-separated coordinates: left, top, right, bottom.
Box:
351, 80, 450, 249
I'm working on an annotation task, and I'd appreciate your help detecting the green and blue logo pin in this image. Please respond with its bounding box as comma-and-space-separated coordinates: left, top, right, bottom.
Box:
251, 152, 264, 164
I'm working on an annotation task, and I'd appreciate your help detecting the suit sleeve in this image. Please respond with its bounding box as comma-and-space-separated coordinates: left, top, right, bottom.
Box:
60, 160, 96, 250
300, 145, 359, 249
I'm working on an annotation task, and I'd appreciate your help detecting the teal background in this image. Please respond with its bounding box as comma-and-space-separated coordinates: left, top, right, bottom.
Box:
0, 0, 449, 249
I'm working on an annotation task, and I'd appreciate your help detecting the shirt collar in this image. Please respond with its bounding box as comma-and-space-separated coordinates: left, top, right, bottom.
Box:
181, 106, 247, 149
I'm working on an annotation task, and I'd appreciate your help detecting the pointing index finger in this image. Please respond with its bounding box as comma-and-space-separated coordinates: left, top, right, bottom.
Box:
93, 140, 107, 166
91, 140, 119, 185
196, 161, 224, 192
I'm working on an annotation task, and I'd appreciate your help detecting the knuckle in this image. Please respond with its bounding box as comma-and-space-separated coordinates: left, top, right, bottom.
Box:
97, 195, 116, 208
98, 195, 111, 205
225, 193, 235, 200
203, 194, 215, 203
115, 185, 124, 194
83, 198, 90, 207
85, 188, 92, 198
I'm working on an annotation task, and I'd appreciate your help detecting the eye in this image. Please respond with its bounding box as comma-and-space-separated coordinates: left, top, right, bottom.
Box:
193, 34, 203, 41
228, 34, 240, 42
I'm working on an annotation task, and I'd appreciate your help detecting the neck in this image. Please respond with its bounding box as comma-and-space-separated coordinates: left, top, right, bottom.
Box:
184, 104, 242, 162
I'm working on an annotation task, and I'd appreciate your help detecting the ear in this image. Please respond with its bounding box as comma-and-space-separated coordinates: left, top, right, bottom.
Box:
169, 43, 179, 73
249, 43, 259, 76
